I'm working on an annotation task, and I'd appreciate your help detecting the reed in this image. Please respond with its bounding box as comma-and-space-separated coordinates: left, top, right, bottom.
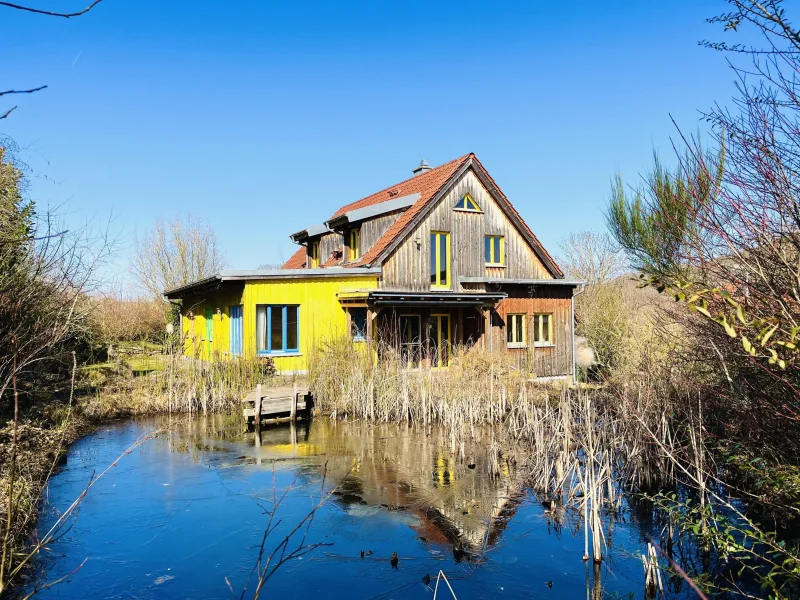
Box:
83, 350, 295, 418
307, 336, 682, 566
308, 335, 542, 429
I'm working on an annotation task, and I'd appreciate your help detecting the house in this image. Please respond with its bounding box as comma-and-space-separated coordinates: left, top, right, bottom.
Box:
164, 153, 583, 379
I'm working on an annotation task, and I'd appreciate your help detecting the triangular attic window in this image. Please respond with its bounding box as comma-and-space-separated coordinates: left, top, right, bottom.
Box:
454, 193, 480, 212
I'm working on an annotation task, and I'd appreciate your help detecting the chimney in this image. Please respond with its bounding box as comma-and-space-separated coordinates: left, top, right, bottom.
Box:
412, 159, 432, 176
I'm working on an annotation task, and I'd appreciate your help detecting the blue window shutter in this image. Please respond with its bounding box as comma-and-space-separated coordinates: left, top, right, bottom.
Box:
282, 306, 287, 352
229, 305, 243, 356
267, 306, 272, 353
295, 306, 300, 351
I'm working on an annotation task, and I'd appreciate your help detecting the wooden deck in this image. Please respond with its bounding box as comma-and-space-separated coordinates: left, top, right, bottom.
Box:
242, 384, 312, 424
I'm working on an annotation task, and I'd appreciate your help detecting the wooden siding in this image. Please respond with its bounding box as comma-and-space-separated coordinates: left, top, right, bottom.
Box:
483, 286, 573, 378
380, 169, 553, 291
303, 232, 343, 267
181, 275, 379, 373
344, 211, 405, 264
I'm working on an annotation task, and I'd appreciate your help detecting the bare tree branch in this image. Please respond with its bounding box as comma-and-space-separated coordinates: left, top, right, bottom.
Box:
0, 0, 102, 18
0, 86, 48, 97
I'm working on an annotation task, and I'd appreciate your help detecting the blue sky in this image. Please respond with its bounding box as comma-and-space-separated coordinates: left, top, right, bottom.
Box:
1, 1, 742, 285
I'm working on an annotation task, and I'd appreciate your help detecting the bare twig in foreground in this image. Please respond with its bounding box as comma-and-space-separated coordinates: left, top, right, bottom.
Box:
0, 0, 102, 18
433, 570, 459, 599
238, 462, 353, 599
7, 430, 162, 590
648, 538, 708, 600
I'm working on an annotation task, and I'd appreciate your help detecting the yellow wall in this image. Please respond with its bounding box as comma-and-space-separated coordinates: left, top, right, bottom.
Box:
181, 275, 378, 373
181, 287, 245, 359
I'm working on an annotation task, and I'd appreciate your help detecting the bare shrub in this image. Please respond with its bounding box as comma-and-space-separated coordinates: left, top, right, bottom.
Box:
91, 295, 168, 343
130, 215, 224, 299
0, 139, 114, 593
559, 231, 681, 381
558, 231, 627, 286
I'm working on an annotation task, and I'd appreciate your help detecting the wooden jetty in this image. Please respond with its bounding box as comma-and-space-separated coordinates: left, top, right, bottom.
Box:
242, 384, 313, 425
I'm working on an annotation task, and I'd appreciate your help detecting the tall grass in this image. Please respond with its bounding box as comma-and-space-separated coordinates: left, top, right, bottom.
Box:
308, 335, 683, 564
308, 336, 546, 428
83, 352, 291, 418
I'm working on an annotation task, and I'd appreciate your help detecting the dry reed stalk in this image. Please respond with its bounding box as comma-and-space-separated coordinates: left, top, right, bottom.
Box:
432, 570, 459, 599
642, 542, 663, 597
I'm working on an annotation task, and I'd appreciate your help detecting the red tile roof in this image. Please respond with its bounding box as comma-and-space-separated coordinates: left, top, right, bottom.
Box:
350, 154, 472, 267
280, 153, 563, 277
322, 248, 343, 267
281, 154, 470, 270
330, 153, 472, 219
282, 246, 307, 269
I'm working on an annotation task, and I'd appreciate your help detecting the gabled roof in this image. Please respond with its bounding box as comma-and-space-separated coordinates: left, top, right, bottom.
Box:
351, 154, 563, 277
281, 153, 564, 278
329, 154, 470, 219
281, 154, 469, 270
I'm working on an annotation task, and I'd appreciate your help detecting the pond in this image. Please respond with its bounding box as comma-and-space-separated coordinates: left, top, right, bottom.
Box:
32, 415, 698, 599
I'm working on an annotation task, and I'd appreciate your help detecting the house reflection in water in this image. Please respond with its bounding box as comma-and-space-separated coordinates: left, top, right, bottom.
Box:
247, 419, 528, 559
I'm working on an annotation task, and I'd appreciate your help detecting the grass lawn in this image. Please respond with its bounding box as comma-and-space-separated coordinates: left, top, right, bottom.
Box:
127, 356, 168, 374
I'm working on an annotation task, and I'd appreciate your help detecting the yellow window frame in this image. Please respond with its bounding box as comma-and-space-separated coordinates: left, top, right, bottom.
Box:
455, 193, 481, 212
349, 228, 360, 261
507, 313, 526, 348
485, 235, 505, 266
430, 231, 451, 289
533, 313, 554, 346
431, 313, 451, 369
310, 241, 320, 268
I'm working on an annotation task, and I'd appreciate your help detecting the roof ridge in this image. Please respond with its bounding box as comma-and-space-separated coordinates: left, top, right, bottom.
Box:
468, 155, 563, 277
330, 153, 473, 219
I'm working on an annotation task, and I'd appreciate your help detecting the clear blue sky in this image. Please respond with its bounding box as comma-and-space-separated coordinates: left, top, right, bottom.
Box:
1, 0, 743, 284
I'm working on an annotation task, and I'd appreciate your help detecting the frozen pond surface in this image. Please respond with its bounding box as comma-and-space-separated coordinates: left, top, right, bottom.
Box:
32, 415, 694, 599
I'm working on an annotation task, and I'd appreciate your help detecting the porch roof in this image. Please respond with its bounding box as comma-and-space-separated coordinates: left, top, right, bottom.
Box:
368, 291, 506, 307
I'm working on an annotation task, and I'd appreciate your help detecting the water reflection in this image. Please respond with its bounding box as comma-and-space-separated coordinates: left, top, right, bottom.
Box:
31, 415, 696, 599
171, 417, 528, 559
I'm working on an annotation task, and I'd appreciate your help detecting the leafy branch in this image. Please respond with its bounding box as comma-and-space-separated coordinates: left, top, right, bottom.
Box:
647, 275, 799, 370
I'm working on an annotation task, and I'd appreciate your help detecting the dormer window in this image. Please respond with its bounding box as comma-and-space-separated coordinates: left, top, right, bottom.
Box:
454, 193, 481, 212
349, 228, 360, 261
310, 241, 320, 268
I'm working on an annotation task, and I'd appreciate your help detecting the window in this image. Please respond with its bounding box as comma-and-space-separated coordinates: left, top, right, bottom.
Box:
310, 241, 320, 268
431, 314, 451, 368
507, 313, 526, 348
533, 313, 553, 346
430, 231, 450, 289
256, 305, 299, 354
484, 235, 505, 266
349, 228, 360, 261
454, 193, 480, 212
350, 307, 367, 341
399, 314, 422, 367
